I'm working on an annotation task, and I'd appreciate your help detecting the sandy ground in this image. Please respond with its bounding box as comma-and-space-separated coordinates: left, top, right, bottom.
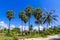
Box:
19, 34, 60, 40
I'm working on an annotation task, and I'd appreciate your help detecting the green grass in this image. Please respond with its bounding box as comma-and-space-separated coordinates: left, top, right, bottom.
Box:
0, 33, 43, 40
0, 33, 60, 40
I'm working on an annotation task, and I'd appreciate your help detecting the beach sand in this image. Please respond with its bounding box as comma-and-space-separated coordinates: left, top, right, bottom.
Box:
19, 34, 60, 40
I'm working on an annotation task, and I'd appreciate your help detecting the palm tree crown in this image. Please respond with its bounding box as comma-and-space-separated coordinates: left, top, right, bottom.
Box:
7, 10, 14, 20
19, 11, 29, 23
44, 10, 57, 25
26, 6, 32, 17
33, 8, 43, 24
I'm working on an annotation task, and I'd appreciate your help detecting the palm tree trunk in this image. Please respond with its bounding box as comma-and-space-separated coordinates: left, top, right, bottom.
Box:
8, 20, 10, 34
24, 23, 26, 35
29, 18, 30, 27
38, 24, 40, 35
46, 24, 49, 30
47, 24, 48, 29
29, 18, 31, 34
22, 21, 24, 35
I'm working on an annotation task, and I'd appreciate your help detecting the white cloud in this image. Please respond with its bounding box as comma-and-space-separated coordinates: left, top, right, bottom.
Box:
0, 21, 8, 29
0, 21, 15, 30
40, 26, 43, 30
48, 26, 51, 28
10, 25, 15, 30
33, 26, 43, 31
19, 25, 29, 31
44, 26, 52, 29
19, 25, 43, 31
33, 26, 38, 31
0, 21, 43, 31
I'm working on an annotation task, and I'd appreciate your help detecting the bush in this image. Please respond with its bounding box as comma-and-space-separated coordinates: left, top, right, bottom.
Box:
13, 37, 18, 40
5, 32, 15, 37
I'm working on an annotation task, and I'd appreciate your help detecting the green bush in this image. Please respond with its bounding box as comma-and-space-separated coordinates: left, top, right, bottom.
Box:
13, 37, 18, 40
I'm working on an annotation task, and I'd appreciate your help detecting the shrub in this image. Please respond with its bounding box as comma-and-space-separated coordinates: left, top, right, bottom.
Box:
13, 36, 18, 40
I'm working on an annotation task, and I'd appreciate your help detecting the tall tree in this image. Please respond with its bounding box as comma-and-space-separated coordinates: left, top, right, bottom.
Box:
44, 10, 57, 29
22, 15, 29, 34
25, 6, 32, 26
6, 10, 14, 34
19, 11, 24, 35
19, 11, 28, 35
33, 8, 43, 33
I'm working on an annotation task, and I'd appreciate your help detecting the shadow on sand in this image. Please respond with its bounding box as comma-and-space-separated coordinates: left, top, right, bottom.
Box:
50, 38, 60, 40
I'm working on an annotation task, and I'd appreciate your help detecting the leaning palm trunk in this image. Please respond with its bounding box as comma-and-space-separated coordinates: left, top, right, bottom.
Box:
47, 24, 49, 30
46, 24, 49, 30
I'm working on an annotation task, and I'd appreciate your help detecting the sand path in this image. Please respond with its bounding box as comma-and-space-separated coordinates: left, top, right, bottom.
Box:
19, 34, 60, 40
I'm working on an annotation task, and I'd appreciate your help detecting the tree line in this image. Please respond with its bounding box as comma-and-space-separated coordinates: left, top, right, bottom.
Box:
6, 6, 58, 34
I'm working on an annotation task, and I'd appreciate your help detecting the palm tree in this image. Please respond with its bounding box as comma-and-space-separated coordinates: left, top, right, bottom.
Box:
19, 11, 24, 35
25, 6, 32, 26
33, 8, 43, 33
22, 15, 29, 35
44, 10, 57, 29
6, 10, 14, 34
19, 11, 28, 35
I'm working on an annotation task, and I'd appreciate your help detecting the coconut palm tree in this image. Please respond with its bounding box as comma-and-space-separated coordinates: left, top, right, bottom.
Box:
25, 6, 32, 26
33, 8, 43, 33
6, 10, 14, 34
44, 10, 57, 29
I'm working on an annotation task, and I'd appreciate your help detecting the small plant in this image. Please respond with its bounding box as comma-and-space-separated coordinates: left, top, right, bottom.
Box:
4, 38, 12, 40
13, 36, 18, 40
5, 32, 14, 37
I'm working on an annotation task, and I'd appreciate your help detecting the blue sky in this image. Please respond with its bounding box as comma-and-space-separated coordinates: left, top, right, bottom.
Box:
0, 0, 60, 27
